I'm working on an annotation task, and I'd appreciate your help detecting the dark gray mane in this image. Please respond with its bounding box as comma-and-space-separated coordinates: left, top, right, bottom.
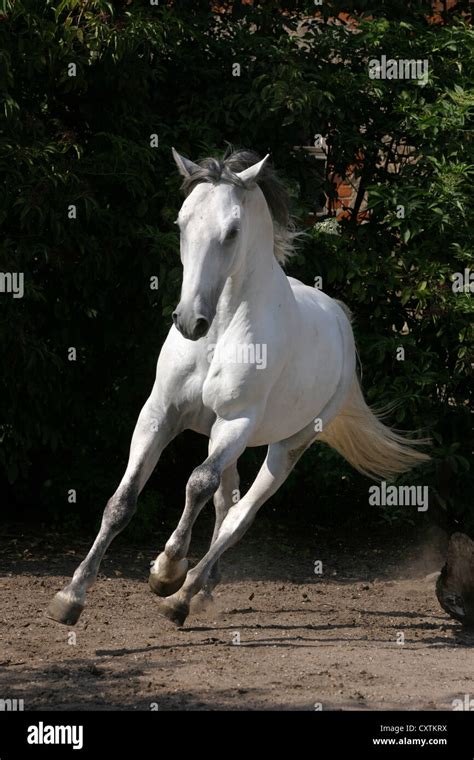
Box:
181, 148, 291, 236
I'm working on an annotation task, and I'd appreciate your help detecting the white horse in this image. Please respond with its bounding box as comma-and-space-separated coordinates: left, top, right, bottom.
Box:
47, 148, 428, 627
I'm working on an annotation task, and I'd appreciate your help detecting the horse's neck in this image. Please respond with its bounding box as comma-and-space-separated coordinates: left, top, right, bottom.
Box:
215, 218, 287, 332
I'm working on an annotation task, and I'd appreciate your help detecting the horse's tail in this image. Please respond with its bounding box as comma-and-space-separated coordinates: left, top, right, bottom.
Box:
318, 375, 430, 480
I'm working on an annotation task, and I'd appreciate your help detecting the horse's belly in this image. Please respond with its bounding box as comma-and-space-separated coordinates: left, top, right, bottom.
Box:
247, 372, 338, 446
248, 321, 346, 446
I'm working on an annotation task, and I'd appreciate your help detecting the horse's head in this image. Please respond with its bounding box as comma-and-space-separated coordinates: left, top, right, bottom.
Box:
171, 148, 269, 341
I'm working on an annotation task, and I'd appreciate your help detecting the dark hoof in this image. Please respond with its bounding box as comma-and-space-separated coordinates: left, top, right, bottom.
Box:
149, 571, 187, 598
46, 592, 84, 626
157, 599, 189, 627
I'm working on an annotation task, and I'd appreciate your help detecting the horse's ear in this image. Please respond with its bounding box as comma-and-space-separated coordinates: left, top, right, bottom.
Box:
172, 147, 200, 178
235, 154, 270, 186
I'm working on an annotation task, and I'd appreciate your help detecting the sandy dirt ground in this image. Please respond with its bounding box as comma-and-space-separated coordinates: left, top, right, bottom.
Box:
1, 521, 474, 711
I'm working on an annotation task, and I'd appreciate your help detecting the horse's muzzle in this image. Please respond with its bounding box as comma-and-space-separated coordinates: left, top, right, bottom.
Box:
172, 310, 210, 341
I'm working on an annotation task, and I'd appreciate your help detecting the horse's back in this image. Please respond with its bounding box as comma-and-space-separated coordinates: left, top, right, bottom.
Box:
288, 276, 351, 324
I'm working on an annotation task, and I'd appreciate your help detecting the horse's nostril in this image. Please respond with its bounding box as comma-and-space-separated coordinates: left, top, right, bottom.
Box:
193, 317, 209, 338
172, 311, 179, 326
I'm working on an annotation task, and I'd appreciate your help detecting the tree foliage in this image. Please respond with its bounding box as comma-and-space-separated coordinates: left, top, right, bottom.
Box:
0, 0, 472, 532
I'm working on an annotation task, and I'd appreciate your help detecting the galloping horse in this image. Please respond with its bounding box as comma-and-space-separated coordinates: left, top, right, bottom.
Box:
47, 149, 428, 627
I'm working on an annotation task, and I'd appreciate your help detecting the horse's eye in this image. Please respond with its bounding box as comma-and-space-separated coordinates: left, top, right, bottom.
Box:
225, 228, 239, 242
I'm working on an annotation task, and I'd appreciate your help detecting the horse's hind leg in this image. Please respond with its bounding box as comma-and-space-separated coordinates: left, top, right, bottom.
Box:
46, 398, 179, 625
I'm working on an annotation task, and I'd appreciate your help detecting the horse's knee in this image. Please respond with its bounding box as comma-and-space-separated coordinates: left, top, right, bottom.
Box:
163, 464, 220, 562
186, 462, 221, 505
102, 488, 137, 534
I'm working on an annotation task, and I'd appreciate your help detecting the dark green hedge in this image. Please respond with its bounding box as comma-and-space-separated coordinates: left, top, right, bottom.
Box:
0, 1, 472, 533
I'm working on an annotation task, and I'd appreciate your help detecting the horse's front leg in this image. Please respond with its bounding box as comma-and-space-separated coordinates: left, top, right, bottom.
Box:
159, 421, 318, 626
46, 397, 180, 625
148, 413, 254, 607
202, 461, 240, 599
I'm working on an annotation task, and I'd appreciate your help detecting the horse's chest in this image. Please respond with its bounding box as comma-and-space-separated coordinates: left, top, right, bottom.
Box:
201, 355, 269, 414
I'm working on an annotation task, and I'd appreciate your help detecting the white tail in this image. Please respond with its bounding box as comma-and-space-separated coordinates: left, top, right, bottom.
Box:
319, 375, 430, 480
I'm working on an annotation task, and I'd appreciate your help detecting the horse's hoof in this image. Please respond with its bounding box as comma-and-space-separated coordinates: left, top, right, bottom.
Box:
148, 558, 189, 597
157, 599, 189, 627
46, 592, 84, 626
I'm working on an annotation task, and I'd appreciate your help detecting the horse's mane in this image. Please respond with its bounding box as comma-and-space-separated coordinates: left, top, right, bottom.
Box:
180, 147, 298, 265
